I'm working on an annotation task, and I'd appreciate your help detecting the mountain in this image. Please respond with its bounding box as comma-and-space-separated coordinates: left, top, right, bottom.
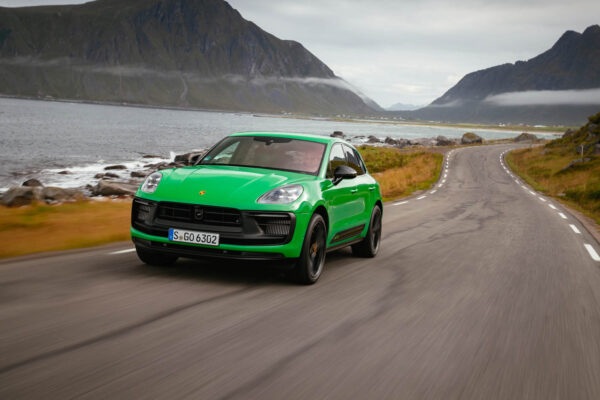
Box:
0, 0, 379, 115
387, 102, 421, 111
405, 25, 600, 126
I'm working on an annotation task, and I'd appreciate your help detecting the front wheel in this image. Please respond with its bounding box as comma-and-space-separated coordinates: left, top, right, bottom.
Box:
135, 245, 178, 266
292, 214, 327, 285
352, 205, 382, 258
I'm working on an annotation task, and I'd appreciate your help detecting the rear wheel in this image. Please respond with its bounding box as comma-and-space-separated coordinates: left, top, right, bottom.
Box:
135, 245, 178, 266
292, 214, 327, 284
352, 205, 382, 258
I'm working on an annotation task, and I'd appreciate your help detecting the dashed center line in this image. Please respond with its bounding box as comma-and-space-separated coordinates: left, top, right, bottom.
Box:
584, 244, 600, 262
569, 224, 581, 234
549, 204, 557, 210
529, 190, 536, 195
538, 197, 546, 202
558, 212, 567, 219
393, 201, 408, 206
417, 195, 426, 200
430, 190, 437, 194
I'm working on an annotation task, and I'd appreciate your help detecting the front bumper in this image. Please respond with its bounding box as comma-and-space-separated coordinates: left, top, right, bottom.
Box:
130, 198, 310, 259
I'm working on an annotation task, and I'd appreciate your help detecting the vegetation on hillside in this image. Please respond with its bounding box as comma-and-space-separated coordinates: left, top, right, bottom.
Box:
507, 111, 600, 224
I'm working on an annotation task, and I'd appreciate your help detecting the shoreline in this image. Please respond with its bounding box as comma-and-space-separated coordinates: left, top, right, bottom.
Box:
0, 94, 568, 134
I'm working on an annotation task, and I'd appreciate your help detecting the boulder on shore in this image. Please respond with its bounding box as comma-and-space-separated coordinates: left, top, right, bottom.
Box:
1, 186, 85, 207
514, 132, 538, 142
367, 135, 381, 144
435, 136, 455, 146
22, 178, 43, 187
174, 151, 206, 165
330, 131, 345, 138
42, 187, 86, 203
131, 171, 148, 178
461, 132, 483, 145
1, 187, 43, 207
92, 180, 138, 196
104, 164, 127, 170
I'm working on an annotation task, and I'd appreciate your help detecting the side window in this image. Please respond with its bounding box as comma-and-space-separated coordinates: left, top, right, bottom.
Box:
327, 144, 347, 178
344, 145, 365, 175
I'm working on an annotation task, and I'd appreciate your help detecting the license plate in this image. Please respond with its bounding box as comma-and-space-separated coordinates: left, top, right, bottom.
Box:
168, 228, 220, 246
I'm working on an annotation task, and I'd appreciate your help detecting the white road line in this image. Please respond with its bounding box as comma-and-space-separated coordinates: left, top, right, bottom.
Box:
529, 190, 536, 195
430, 190, 437, 194
515, 179, 519, 183
558, 212, 567, 219
442, 179, 446, 183
538, 197, 546, 202
549, 204, 557, 210
393, 201, 408, 206
417, 195, 426, 200
109, 248, 136, 255
584, 244, 600, 262
569, 224, 581, 234
438, 184, 444, 188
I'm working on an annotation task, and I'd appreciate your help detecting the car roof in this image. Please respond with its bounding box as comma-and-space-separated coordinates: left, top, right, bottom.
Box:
230, 131, 347, 145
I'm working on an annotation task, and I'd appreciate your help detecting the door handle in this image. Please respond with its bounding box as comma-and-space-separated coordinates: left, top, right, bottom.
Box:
350, 188, 358, 194
368, 187, 375, 191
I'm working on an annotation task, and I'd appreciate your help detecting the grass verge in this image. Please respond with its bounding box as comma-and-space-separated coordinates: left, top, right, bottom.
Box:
507, 147, 600, 225
358, 146, 443, 201
0, 200, 132, 258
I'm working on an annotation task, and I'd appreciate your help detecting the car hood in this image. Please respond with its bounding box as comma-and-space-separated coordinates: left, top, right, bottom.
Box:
147, 165, 314, 207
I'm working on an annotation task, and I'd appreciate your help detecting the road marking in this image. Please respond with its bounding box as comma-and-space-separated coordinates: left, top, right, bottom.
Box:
569, 224, 581, 234
529, 190, 536, 195
442, 179, 446, 183
515, 179, 519, 183
393, 201, 408, 205
558, 212, 567, 219
430, 190, 437, 194
584, 244, 600, 262
438, 184, 443, 188
538, 197, 546, 202
109, 248, 136, 255
417, 195, 426, 200
549, 204, 557, 210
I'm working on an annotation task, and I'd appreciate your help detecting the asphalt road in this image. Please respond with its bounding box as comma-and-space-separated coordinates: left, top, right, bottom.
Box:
2, 144, 600, 399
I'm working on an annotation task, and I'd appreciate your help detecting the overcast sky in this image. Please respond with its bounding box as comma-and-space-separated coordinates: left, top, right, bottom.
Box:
1, 0, 599, 107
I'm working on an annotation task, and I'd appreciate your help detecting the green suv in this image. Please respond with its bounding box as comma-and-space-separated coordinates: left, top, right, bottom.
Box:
131, 132, 383, 284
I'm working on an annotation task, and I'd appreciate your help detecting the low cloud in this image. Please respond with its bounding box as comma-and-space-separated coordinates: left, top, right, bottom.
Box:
0, 57, 374, 104
484, 88, 600, 106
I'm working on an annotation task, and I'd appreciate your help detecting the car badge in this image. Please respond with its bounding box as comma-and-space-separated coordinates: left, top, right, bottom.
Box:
195, 207, 204, 220
199, 191, 206, 195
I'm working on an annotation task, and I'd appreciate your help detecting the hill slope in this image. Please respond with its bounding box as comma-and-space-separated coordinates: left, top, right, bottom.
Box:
0, 0, 378, 114
405, 25, 600, 125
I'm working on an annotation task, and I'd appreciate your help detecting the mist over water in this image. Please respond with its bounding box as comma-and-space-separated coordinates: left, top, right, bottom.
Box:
0, 97, 552, 190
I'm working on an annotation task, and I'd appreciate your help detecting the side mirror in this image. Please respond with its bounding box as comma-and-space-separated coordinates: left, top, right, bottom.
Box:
333, 165, 357, 185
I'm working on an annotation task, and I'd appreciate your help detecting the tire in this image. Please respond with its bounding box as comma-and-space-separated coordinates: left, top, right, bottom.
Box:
352, 205, 382, 258
292, 214, 327, 285
135, 245, 178, 266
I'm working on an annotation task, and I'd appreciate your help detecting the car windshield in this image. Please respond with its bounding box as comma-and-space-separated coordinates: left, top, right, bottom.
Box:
200, 136, 326, 175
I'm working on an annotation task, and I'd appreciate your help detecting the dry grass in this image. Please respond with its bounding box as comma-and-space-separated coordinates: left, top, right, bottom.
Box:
357, 146, 443, 200
0, 200, 132, 258
507, 147, 600, 224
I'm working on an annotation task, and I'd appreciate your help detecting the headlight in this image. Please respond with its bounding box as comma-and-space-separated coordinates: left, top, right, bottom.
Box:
257, 184, 303, 204
141, 172, 162, 193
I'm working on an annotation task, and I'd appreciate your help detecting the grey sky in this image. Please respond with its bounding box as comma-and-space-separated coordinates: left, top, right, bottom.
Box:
1, 0, 599, 107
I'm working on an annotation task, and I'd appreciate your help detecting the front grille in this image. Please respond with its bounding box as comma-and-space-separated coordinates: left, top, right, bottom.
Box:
132, 198, 295, 245
253, 214, 292, 236
156, 202, 241, 226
